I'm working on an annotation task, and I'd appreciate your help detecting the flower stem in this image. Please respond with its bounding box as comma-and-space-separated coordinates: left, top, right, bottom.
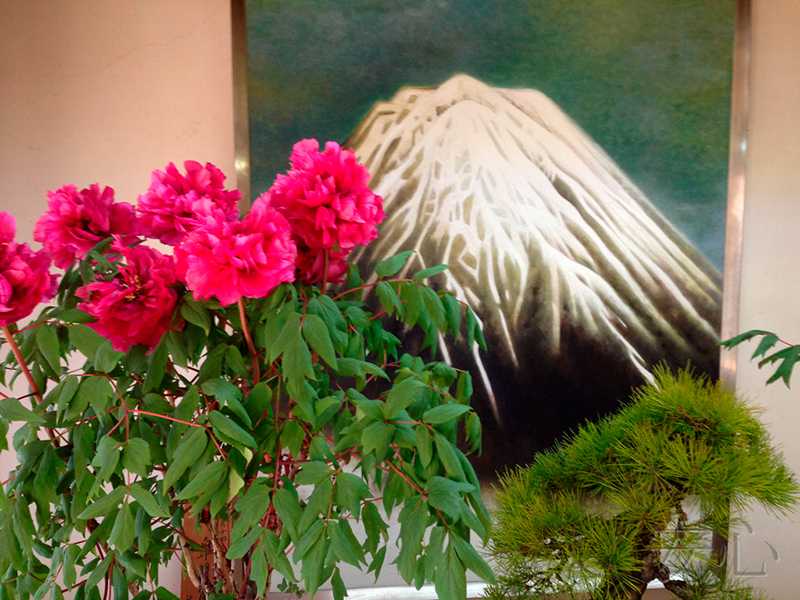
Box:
2, 326, 43, 405
2, 325, 59, 447
237, 298, 260, 383
321, 248, 330, 296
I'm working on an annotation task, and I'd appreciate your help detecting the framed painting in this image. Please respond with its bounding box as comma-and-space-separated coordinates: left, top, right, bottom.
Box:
239, 0, 743, 478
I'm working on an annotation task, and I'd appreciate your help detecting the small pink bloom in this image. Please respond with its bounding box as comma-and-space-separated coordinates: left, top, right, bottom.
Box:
76, 240, 181, 352
137, 161, 241, 245
34, 184, 139, 269
0, 212, 58, 326
267, 139, 385, 252
295, 244, 349, 285
174, 197, 297, 306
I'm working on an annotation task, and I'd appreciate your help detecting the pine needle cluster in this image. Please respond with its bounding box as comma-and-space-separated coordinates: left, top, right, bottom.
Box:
487, 368, 798, 600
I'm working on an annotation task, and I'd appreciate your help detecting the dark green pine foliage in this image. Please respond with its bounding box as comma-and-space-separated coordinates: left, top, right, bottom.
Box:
487, 368, 798, 600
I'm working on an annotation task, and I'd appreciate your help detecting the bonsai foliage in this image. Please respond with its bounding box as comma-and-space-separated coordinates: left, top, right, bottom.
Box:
487, 368, 798, 600
0, 142, 493, 600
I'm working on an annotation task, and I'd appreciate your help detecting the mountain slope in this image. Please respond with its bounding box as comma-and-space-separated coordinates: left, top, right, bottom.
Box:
347, 74, 722, 470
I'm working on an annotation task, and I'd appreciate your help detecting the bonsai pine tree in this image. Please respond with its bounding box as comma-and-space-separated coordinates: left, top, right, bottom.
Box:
487, 368, 798, 600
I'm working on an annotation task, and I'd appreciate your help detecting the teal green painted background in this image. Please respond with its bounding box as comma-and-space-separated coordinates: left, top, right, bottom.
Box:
246, 0, 734, 268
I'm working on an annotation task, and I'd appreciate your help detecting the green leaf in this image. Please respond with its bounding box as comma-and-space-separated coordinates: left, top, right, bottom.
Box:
286, 342, 316, 392
425, 476, 474, 520
57, 308, 96, 323
401, 282, 422, 328
385, 378, 426, 419
452, 534, 495, 583
764, 345, 800, 387
435, 541, 467, 600
122, 438, 151, 478
398, 494, 429, 556
163, 427, 208, 490
209, 410, 257, 449
232, 479, 270, 538
456, 371, 473, 404
466, 307, 487, 352
86, 551, 113, 591
368, 546, 387, 581
293, 519, 325, 563
155, 588, 180, 600
419, 285, 447, 331
36, 324, 60, 373
719, 329, 773, 348
423, 403, 471, 424
165, 330, 188, 370
413, 264, 449, 280
376, 281, 405, 319
78, 486, 126, 520
181, 296, 212, 333
69, 325, 106, 360
312, 295, 349, 353
295, 461, 333, 486
246, 381, 273, 423
176, 460, 227, 500
129, 483, 169, 519
76, 375, 114, 416
415, 426, 433, 467
362, 421, 395, 461
94, 340, 123, 373
263, 529, 296, 582
172, 385, 200, 422
143, 340, 169, 393
332, 567, 348, 600
303, 313, 338, 368
433, 433, 467, 481
336, 357, 388, 380
329, 521, 362, 567
0, 398, 43, 423
251, 544, 270, 595
226, 525, 262, 560
202, 378, 252, 428
108, 501, 135, 552
466, 412, 482, 453
441, 294, 461, 337
53, 374, 80, 419
91, 435, 121, 489
334, 472, 372, 520
197, 343, 227, 385
225, 345, 249, 379
376, 250, 415, 278
752, 333, 781, 359
273, 488, 304, 540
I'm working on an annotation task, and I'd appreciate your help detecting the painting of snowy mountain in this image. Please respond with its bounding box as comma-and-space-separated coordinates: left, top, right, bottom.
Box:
246, 0, 734, 472
347, 74, 721, 472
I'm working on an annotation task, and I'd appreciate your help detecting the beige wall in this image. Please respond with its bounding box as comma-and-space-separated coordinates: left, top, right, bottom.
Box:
732, 1, 800, 597
0, 1, 237, 245
0, 0, 236, 595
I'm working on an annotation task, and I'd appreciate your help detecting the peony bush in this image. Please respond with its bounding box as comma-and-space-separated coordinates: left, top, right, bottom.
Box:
0, 141, 492, 600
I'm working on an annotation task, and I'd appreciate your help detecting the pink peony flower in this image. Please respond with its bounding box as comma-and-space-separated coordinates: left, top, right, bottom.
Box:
34, 184, 139, 269
266, 139, 385, 252
137, 161, 241, 245
174, 197, 297, 306
76, 240, 181, 352
0, 212, 58, 326
295, 244, 349, 285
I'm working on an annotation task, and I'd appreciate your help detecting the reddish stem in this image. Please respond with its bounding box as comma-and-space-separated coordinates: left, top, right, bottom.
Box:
238, 298, 260, 384
2, 325, 59, 447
